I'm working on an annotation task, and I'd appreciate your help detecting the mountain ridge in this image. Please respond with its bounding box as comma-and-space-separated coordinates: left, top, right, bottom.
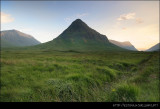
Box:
146, 43, 160, 51
109, 39, 137, 51
58, 19, 109, 43
34, 19, 126, 51
0, 29, 41, 47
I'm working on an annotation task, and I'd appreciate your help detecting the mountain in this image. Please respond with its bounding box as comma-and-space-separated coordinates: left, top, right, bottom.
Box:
0, 29, 41, 47
146, 43, 160, 51
35, 19, 126, 51
109, 40, 137, 51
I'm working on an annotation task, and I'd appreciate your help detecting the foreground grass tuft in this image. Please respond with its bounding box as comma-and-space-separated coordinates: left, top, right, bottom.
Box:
109, 84, 140, 102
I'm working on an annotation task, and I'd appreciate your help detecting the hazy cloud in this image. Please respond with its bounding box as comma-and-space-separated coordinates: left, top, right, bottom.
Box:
76, 13, 88, 18
19, 28, 33, 33
1, 12, 14, 23
136, 18, 143, 24
117, 13, 143, 24
122, 27, 127, 30
65, 13, 88, 22
117, 13, 136, 21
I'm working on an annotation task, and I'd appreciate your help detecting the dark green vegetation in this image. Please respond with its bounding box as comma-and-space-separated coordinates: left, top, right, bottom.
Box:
0, 29, 41, 48
33, 19, 126, 51
0, 50, 159, 102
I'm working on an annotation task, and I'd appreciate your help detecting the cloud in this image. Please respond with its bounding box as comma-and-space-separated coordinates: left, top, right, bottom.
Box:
76, 13, 88, 18
1, 12, 14, 23
117, 13, 136, 21
122, 27, 127, 30
117, 13, 143, 24
65, 13, 88, 22
136, 18, 143, 24
106, 23, 159, 51
19, 28, 33, 32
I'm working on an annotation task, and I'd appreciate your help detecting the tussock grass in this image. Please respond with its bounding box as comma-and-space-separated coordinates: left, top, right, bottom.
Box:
109, 84, 140, 102
0, 50, 159, 102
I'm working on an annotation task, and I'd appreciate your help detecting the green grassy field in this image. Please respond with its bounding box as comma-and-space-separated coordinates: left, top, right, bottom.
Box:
0, 50, 159, 102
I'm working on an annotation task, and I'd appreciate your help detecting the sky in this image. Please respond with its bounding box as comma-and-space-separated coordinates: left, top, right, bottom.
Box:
1, 1, 159, 51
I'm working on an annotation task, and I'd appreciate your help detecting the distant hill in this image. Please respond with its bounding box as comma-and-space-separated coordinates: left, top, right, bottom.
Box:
109, 40, 137, 51
34, 19, 126, 51
146, 43, 160, 51
0, 29, 41, 48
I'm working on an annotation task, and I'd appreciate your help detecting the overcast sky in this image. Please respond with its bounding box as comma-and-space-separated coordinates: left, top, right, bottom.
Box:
1, 1, 159, 50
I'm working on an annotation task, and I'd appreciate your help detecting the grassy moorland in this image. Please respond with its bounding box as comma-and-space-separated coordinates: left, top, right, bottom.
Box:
0, 50, 159, 102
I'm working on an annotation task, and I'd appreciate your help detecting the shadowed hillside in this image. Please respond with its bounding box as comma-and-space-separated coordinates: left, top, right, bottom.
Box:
109, 40, 137, 51
34, 19, 126, 51
146, 43, 160, 51
0, 29, 41, 47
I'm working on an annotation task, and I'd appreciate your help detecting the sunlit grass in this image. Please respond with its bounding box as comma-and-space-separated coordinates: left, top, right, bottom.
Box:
0, 50, 159, 102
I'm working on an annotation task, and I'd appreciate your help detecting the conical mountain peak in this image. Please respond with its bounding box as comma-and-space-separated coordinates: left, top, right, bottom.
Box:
71, 19, 87, 26
73, 19, 84, 23
35, 19, 126, 51
65, 19, 89, 32
58, 19, 109, 43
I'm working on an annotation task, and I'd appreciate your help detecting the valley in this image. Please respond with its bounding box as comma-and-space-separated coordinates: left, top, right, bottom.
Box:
1, 0, 159, 103
0, 50, 159, 102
